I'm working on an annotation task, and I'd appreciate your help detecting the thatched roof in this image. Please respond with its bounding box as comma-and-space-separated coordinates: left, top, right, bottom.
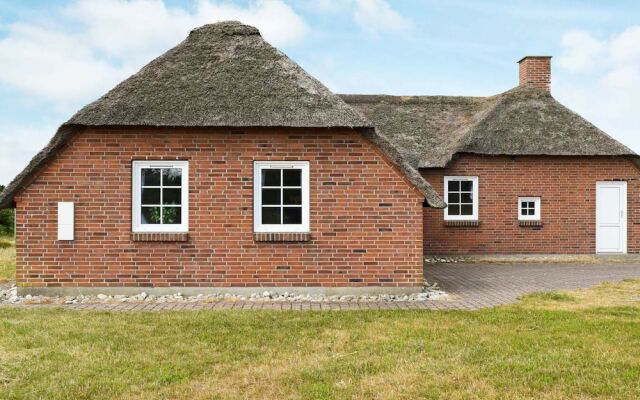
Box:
0, 21, 444, 209
342, 86, 636, 168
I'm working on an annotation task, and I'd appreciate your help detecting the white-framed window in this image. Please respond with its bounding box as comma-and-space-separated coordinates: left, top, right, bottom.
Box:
132, 161, 188, 233
253, 161, 310, 233
518, 197, 541, 221
444, 176, 479, 220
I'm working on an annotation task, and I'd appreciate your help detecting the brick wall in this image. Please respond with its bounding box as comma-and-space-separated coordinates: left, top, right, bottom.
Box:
14, 127, 424, 288
422, 154, 640, 254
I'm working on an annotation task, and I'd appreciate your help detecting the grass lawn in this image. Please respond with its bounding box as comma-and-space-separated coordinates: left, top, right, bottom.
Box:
0, 235, 15, 282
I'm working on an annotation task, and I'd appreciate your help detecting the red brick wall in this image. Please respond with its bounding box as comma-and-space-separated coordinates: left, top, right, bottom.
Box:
422, 154, 640, 254
14, 127, 424, 288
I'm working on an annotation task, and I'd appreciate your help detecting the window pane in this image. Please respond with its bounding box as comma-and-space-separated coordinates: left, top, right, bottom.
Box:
448, 205, 460, 215
162, 207, 181, 224
283, 169, 301, 186
447, 193, 459, 203
460, 192, 472, 203
141, 188, 160, 205
283, 207, 302, 224
528, 202, 535, 209
262, 189, 281, 205
448, 181, 459, 191
162, 168, 182, 186
460, 181, 472, 191
528, 209, 535, 216
163, 188, 181, 205
262, 169, 281, 186
521, 201, 527, 209
141, 207, 161, 224
142, 169, 160, 186
461, 205, 473, 215
283, 189, 302, 205
521, 208, 527, 216
262, 207, 281, 224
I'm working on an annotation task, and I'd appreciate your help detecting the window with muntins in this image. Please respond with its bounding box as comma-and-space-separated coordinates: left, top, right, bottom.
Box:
518, 197, 541, 220
132, 161, 188, 233
444, 176, 478, 220
254, 161, 310, 233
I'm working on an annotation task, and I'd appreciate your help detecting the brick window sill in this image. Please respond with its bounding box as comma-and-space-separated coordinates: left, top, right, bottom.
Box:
444, 220, 480, 227
519, 220, 543, 227
131, 232, 189, 242
254, 232, 311, 242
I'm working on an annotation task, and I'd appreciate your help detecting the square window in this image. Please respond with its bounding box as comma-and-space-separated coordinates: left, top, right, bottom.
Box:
444, 177, 478, 221
518, 197, 541, 221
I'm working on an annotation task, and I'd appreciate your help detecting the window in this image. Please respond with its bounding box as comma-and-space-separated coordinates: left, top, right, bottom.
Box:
254, 161, 310, 233
132, 161, 188, 233
444, 176, 478, 220
518, 197, 541, 221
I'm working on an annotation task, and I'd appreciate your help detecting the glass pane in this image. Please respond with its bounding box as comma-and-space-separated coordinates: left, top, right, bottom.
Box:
283, 207, 302, 224
447, 193, 459, 203
528, 202, 535, 209
141, 188, 160, 205
461, 205, 473, 215
283, 189, 302, 205
162, 207, 181, 224
448, 181, 459, 191
162, 168, 182, 186
283, 169, 301, 186
141, 207, 161, 224
521, 201, 527, 209
528, 209, 535, 216
262, 169, 281, 186
163, 188, 181, 205
142, 169, 160, 186
262, 207, 281, 224
521, 208, 527, 216
460, 181, 472, 191
460, 193, 472, 203
448, 205, 460, 215
262, 189, 281, 205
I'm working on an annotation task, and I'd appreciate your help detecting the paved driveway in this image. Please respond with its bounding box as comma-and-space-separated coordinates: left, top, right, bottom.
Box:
425, 263, 640, 310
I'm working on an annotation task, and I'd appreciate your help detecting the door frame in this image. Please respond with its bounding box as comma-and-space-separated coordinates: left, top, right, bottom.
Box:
595, 181, 627, 254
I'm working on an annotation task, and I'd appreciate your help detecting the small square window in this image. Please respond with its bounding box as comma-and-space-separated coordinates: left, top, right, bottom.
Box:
518, 197, 541, 221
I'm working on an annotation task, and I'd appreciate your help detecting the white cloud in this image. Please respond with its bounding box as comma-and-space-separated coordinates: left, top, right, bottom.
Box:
353, 0, 411, 33
555, 26, 640, 154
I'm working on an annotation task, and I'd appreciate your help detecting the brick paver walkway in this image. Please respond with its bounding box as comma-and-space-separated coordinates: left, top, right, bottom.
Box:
4, 263, 639, 312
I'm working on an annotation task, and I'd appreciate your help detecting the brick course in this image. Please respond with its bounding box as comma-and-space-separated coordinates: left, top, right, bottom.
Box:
14, 127, 424, 288
422, 154, 640, 254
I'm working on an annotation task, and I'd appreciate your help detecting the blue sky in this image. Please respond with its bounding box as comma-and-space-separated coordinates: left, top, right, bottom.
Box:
1, 0, 640, 184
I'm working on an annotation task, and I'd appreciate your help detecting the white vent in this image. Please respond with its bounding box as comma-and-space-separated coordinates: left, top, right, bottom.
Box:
57, 202, 74, 241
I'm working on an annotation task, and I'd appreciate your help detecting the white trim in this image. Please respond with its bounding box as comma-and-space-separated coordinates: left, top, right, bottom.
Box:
57, 202, 74, 241
132, 160, 189, 233
518, 197, 541, 221
596, 181, 627, 254
444, 176, 478, 221
253, 161, 310, 233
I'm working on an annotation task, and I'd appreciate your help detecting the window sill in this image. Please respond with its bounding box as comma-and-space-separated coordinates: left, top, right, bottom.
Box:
131, 232, 189, 242
444, 220, 480, 227
254, 232, 311, 242
519, 220, 543, 227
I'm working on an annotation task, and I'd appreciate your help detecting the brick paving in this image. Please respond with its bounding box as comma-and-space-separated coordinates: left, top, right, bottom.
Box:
4, 263, 640, 312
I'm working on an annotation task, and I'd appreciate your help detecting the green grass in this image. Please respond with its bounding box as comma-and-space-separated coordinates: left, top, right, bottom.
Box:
0, 235, 14, 282
1, 281, 639, 399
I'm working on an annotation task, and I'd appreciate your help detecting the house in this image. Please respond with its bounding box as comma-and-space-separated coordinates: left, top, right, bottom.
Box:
0, 22, 636, 295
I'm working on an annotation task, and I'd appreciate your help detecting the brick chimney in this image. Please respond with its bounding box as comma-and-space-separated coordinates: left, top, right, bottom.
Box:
518, 56, 551, 92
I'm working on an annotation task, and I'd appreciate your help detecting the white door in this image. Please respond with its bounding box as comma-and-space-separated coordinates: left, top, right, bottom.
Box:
596, 181, 627, 254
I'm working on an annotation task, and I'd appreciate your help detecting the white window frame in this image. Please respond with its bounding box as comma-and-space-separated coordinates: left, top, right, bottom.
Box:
444, 176, 479, 221
518, 197, 541, 221
254, 161, 310, 233
132, 160, 189, 233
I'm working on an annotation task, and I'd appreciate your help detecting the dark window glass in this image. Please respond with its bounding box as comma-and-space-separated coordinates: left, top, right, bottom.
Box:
283, 189, 302, 205
162, 207, 181, 224
163, 188, 181, 205
283, 207, 302, 224
460, 193, 472, 203
448, 205, 460, 215
262, 169, 281, 186
283, 169, 301, 186
521, 209, 527, 216
528, 202, 535, 209
448, 181, 459, 191
141, 207, 161, 224
460, 181, 472, 191
262, 207, 281, 224
461, 205, 473, 215
162, 168, 182, 186
447, 193, 459, 203
521, 201, 527, 209
262, 189, 281, 205
528, 209, 535, 216
141, 188, 160, 205
142, 169, 160, 186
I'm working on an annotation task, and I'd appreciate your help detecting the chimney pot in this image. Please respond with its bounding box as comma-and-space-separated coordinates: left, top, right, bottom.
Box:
518, 56, 552, 92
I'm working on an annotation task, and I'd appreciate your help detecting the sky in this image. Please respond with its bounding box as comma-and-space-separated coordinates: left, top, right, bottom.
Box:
1, 0, 639, 185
